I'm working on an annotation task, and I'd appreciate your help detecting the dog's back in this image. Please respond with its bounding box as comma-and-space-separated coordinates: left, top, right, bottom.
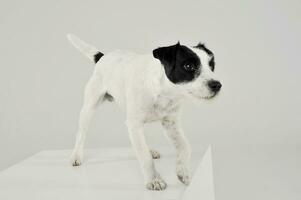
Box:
67, 34, 164, 109
97, 50, 164, 109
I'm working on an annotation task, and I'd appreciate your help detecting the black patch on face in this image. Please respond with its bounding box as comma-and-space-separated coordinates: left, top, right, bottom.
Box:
94, 51, 104, 63
208, 57, 215, 71
153, 42, 201, 84
194, 43, 215, 71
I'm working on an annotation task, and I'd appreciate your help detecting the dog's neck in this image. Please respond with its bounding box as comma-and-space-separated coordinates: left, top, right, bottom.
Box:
157, 76, 186, 107
151, 58, 186, 104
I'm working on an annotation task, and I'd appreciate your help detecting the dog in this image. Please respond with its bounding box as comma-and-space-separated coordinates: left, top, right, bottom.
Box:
67, 34, 222, 190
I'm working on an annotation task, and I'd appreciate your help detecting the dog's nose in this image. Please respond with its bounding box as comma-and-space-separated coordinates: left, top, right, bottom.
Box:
208, 80, 222, 92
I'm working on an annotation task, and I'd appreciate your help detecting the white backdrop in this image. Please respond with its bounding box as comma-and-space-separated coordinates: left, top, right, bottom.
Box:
0, 0, 300, 171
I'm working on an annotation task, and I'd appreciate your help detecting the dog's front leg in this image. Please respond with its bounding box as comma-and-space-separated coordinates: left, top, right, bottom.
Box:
126, 120, 167, 190
162, 115, 191, 185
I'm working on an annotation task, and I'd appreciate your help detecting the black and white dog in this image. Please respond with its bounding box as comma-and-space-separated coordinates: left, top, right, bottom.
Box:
67, 34, 222, 190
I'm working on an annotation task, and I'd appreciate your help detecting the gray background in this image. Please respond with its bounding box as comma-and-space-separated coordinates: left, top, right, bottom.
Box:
0, 0, 300, 194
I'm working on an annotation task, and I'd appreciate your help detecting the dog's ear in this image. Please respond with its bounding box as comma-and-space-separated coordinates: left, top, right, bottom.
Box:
153, 42, 180, 63
153, 42, 180, 82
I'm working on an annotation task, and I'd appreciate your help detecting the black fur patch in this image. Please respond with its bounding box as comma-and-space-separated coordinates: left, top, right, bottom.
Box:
153, 42, 201, 84
208, 57, 215, 71
195, 43, 213, 56
94, 51, 104, 63
194, 43, 215, 71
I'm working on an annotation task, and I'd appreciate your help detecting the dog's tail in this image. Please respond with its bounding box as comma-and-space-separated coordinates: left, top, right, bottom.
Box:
67, 34, 104, 64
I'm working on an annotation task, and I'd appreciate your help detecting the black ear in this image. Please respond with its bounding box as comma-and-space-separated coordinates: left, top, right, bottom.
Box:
153, 42, 180, 61
153, 42, 180, 81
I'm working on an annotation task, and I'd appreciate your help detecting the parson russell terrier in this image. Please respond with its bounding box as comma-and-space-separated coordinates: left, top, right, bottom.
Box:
67, 34, 222, 190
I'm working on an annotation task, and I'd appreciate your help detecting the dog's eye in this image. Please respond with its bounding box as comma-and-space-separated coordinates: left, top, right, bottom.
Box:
183, 63, 197, 72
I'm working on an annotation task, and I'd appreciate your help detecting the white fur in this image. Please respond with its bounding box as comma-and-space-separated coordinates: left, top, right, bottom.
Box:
68, 34, 219, 190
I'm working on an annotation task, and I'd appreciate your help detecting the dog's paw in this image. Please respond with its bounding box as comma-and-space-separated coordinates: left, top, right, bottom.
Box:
146, 177, 167, 191
176, 164, 190, 185
72, 159, 82, 166
70, 151, 83, 167
150, 150, 161, 159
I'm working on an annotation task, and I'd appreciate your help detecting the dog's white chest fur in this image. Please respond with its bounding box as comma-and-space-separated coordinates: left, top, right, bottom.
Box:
146, 95, 182, 122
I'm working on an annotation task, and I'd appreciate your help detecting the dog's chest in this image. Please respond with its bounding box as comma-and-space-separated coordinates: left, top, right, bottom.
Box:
145, 96, 180, 121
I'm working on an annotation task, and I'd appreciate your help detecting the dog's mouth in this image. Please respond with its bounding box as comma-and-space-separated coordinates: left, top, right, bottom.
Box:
201, 93, 217, 100
189, 91, 219, 100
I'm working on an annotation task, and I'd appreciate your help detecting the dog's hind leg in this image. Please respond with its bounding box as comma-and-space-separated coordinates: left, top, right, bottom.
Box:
161, 115, 191, 185
71, 75, 105, 166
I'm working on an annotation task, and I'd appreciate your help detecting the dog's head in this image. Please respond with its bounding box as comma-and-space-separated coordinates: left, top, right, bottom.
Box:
153, 42, 221, 100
